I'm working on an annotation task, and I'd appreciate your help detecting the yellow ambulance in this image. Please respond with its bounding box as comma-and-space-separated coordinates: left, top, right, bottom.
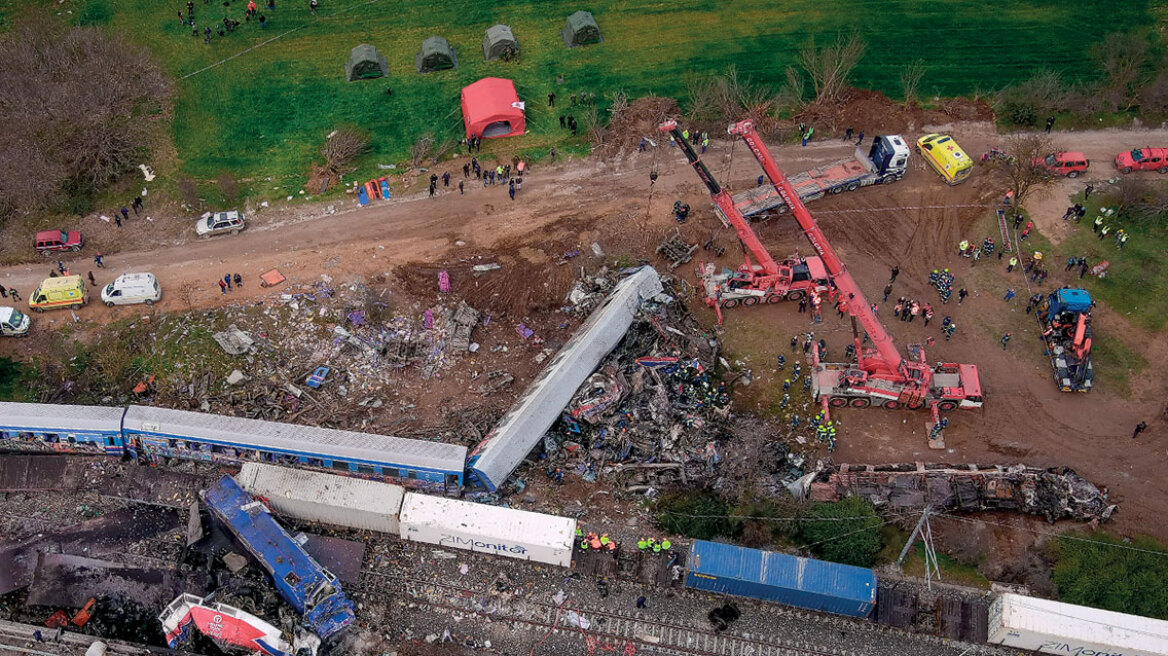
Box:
29, 275, 88, 312
916, 134, 973, 185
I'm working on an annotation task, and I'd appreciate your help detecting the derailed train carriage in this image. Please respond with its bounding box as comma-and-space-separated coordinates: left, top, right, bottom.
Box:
0, 402, 467, 492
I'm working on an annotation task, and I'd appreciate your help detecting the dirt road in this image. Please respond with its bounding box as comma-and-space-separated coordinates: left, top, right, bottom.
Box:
3, 121, 1167, 540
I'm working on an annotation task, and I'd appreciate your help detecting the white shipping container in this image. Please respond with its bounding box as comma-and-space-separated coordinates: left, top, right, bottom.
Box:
235, 463, 405, 534
398, 493, 577, 567
988, 593, 1168, 656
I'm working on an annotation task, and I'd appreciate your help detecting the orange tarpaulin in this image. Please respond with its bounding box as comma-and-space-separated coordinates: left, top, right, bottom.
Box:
259, 269, 286, 288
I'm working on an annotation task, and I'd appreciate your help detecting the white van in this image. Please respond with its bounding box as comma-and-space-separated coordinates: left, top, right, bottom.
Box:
0, 306, 30, 336
101, 273, 162, 307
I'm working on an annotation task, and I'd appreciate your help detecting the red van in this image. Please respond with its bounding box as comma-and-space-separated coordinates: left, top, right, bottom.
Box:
1114, 148, 1168, 173
1036, 152, 1089, 177
34, 229, 84, 256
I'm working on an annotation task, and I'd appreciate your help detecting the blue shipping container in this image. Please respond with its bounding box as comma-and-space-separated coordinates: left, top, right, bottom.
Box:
685, 540, 876, 618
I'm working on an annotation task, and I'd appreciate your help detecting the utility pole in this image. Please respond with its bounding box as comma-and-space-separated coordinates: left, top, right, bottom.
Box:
895, 506, 942, 588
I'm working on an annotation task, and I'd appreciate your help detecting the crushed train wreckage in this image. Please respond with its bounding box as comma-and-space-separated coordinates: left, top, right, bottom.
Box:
798, 463, 1116, 522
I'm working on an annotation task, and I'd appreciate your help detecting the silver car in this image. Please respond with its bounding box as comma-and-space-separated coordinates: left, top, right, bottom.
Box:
196, 211, 245, 237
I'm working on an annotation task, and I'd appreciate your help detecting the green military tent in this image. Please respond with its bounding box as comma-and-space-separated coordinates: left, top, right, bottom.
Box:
562, 10, 602, 48
482, 24, 519, 62
345, 44, 387, 81
416, 36, 458, 73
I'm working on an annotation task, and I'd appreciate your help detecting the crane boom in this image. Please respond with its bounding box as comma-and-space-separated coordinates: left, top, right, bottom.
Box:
730, 120, 907, 375
659, 120, 780, 278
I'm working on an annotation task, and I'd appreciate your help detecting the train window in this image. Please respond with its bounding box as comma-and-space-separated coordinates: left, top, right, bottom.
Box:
331, 460, 350, 471
356, 464, 375, 475
307, 458, 324, 468
383, 468, 398, 478
446, 474, 459, 485
106, 437, 117, 446
168, 439, 178, 449
407, 470, 418, 480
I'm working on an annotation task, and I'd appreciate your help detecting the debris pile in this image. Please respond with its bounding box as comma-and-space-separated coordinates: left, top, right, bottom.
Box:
804, 463, 1116, 522
540, 276, 732, 492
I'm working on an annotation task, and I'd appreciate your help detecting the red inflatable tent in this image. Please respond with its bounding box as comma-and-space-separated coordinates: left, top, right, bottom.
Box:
461, 77, 525, 140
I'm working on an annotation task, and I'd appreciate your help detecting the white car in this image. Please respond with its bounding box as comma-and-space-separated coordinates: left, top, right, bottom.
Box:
0, 306, 30, 336
196, 210, 245, 237
101, 273, 162, 307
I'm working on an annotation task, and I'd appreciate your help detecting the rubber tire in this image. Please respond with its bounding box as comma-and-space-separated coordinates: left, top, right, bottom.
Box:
106, 301, 115, 308
231, 229, 240, 234
1124, 167, 1133, 174
766, 295, 783, 304
1067, 171, 1079, 178
34, 307, 44, 313
849, 398, 871, 408
71, 303, 82, 310
882, 400, 900, 409
938, 400, 958, 411
828, 397, 848, 408
907, 400, 925, 410
846, 182, 860, 192
145, 299, 154, 306
743, 297, 759, 306
70, 246, 80, 252
882, 175, 896, 185
1159, 167, 1168, 174
786, 290, 805, 301
830, 186, 844, 195
42, 251, 53, 257
722, 298, 739, 308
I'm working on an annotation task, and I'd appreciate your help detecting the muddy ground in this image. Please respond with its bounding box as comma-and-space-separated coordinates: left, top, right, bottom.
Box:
3, 118, 1168, 561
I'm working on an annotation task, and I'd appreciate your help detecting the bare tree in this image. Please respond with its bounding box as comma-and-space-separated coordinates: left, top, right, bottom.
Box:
1091, 32, 1150, 111
775, 66, 807, 113
321, 126, 370, 176
899, 60, 927, 108
0, 14, 172, 216
798, 34, 866, 105
409, 133, 436, 167
988, 134, 1057, 209
176, 283, 198, 312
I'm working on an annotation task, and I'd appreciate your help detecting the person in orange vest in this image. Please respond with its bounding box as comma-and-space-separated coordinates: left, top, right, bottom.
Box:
590, 535, 601, 550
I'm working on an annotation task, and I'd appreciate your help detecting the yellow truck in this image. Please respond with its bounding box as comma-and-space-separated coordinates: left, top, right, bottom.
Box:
916, 134, 973, 185
29, 275, 88, 312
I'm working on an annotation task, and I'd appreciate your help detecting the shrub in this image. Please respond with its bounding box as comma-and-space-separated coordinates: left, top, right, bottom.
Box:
653, 489, 736, 540
797, 497, 884, 568
1050, 532, 1168, 619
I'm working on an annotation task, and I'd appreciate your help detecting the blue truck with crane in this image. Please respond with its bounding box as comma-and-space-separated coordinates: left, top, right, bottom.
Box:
1038, 288, 1094, 392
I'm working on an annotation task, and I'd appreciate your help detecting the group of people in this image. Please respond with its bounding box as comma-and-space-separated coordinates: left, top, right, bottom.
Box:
217, 273, 243, 293
929, 268, 956, 303
575, 528, 619, 553
1091, 212, 1130, 250
179, 0, 277, 44
810, 411, 836, 451
446, 156, 527, 200
634, 536, 672, 554
891, 297, 934, 325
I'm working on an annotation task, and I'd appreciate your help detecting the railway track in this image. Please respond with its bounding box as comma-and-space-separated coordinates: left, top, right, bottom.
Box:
361, 570, 867, 656
0, 619, 198, 656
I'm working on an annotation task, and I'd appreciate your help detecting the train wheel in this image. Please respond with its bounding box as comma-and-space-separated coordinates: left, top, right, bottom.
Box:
881, 400, 900, 409
743, 297, 759, 306
722, 298, 739, 308
938, 400, 958, 411
785, 290, 805, 301
849, 398, 871, 408
828, 397, 848, 408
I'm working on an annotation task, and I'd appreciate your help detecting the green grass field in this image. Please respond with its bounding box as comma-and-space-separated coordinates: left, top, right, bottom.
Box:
12, 0, 1158, 192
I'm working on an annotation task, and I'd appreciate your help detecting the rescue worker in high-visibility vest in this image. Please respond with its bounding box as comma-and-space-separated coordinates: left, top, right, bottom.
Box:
600, 534, 610, 546
576, 527, 584, 538
637, 538, 648, 550
590, 535, 601, 550
580, 539, 590, 550
652, 541, 662, 554
661, 539, 672, 551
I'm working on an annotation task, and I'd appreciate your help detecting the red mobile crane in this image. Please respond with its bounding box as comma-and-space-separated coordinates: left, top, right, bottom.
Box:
725, 120, 983, 446
657, 120, 830, 326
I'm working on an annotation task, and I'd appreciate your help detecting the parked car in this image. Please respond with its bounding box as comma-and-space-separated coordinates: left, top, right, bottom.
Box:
34, 229, 83, 256
1114, 147, 1168, 173
916, 134, 972, 185
1036, 151, 1089, 177
196, 211, 245, 237
101, 273, 162, 307
0, 306, 31, 337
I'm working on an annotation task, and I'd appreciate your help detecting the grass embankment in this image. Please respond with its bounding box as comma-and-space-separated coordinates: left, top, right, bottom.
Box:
36, 0, 1155, 199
